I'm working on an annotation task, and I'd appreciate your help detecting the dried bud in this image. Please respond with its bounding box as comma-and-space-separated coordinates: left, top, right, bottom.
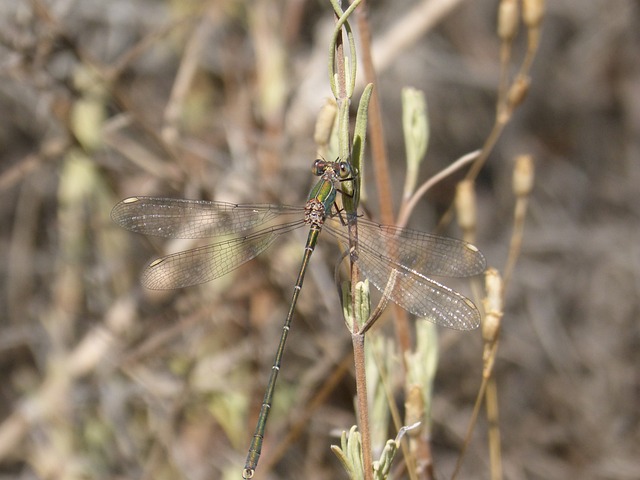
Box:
507, 74, 531, 109
455, 179, 477, 233
314, 99, 337, 147
482, 268, 503, 344
498, 0, 519, 41
523, 0, 545, 29
513, 155, 535, 197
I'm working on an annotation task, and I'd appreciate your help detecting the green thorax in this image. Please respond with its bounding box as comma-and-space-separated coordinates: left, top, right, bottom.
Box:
305, 159, 353, 226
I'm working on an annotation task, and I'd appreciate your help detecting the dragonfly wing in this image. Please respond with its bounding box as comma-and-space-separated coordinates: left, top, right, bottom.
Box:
355, 218, 486, 277
142, 222, 300, 289
324, 220, 482, 329
112, 196, 300, 239
354, 252, 481, 330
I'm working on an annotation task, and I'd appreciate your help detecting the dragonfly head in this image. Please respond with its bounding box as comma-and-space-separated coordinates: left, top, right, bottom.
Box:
311, 159, 354, 180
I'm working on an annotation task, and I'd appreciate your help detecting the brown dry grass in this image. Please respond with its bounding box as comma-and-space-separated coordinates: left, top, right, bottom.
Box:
0, 1, 638, 479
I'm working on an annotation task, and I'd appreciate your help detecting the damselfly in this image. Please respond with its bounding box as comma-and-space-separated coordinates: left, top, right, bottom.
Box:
111, 159, 485, 478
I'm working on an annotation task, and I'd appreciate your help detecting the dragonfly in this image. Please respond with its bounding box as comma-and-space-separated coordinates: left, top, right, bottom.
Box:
111, 159, 486, 479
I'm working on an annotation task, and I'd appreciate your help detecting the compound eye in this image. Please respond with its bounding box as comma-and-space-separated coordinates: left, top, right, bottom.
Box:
312, 159, 325, 176
338, 161, 351, 178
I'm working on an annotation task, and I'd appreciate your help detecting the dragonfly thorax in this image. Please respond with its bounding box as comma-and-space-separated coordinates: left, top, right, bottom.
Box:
304, 198, 327, 226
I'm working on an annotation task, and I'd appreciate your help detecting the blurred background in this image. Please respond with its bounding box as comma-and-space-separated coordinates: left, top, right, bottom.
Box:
0, 0, 638, 479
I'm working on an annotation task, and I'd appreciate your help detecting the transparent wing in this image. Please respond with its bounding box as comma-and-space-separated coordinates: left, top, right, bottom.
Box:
111, 196, 301, 239
142, 222, 302, 289
354, 218, 486, 277
351, 249, 481, 330
325, 219, 485, 330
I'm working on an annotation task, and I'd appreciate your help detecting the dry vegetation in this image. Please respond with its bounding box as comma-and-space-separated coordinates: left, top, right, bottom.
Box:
0, 1, 638, 479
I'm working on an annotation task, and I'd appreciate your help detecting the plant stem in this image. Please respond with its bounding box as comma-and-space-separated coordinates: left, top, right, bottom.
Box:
351, 332, 373, 480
